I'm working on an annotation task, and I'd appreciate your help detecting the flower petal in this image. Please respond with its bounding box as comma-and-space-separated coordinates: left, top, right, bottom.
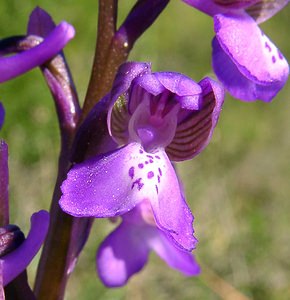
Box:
110, 62, 151, 103
246, 0, 289, 24
27, 7, 55, 36
2, 210, 49, 286
148, 151, 197, 251
0, 103, 4, 130
60, 143, 157, 217
155, 72, 203, 110
182, 0, 258, 16
149, 230, 201, 275
0, 21, 75, 83
97, 221, 149, 287
166, 77, 224, 161
213, 13, 289, 101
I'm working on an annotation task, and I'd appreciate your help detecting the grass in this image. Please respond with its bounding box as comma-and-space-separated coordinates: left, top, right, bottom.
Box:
0, 1, 289, 299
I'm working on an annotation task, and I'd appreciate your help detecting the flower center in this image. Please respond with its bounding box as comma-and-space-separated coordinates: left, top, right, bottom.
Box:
128, 89, 179, 152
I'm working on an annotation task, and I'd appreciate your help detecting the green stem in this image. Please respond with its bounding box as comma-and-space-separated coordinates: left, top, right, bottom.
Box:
82, 0, 118, 118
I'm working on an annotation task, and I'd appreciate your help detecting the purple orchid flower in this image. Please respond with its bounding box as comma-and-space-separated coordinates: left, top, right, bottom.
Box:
0, 210, 49, 287
97, 200, 200, 287
183, 0, 289, 101
0, 9, 75, 83
60, 62, 224, 253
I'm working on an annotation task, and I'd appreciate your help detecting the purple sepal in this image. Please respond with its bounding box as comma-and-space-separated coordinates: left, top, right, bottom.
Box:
116, 0, 170, 48
27, 7, 81, 133
27, 7, 55, 37
182, 0, 258, 16
0, 21, 75, 83
213, 13, 289, 101
0, 103, 4, 130
110, 62, 151, 103
135, 72, 202, 110
1, 210, 49, 286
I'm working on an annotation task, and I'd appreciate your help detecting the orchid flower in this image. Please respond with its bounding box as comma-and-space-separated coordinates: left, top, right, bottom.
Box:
97, 200, 200, 287
0, 211, 49, 288
60, 62, 224, 253
0, 109, 49, 291
183, 0, 289, 101
0, 8, 75, 83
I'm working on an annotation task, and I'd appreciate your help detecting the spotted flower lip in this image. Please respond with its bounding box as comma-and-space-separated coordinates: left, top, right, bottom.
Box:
0, 18, 75, 83
0, 210, 49, 286
183, 0, 289, 101
97, 201, 200, 287
59, 62, 224, 251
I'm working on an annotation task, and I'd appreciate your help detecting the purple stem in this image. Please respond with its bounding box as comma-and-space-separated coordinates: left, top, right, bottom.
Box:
0, 140, 9, 227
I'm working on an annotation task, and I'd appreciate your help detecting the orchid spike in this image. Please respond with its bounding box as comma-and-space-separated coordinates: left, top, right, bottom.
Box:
60, 62, 224, 252
183, 0, 289, 101
97, 200, 200, 287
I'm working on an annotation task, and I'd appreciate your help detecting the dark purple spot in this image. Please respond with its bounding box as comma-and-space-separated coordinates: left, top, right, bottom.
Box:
145, 161, 149, 165
149, 159, 153, 163
128, 167, 134, 179
155, 155, 161, 159
157, 175, 160, 183
265, 42, 271, 52
138, 163, 144, 169
272, 56, 276, 63
158, 168, 162, 176
131, 178, 144, 191
146, 155, 154, 159
155, 185, 159, 194
139, 149, 144, 154
147, 171, 154, 179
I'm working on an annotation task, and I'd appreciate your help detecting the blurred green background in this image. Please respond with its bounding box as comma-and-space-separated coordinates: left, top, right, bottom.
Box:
0, 1, 290, 299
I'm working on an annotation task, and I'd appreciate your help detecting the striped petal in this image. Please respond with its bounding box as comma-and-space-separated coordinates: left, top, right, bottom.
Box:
166, 78, 224, 161
245, 0, 289, 24
110, 94, 131, 145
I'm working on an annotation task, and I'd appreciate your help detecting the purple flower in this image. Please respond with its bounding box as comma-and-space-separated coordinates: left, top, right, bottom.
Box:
183, 0, 289, 101
60, 62, 224, 252
97, 200, 200, 287
0, 7, 75, 83
0, 210, 49, 287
